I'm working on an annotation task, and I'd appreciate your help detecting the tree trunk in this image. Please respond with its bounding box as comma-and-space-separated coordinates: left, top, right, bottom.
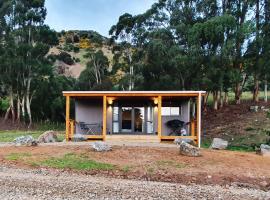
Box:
213, 91, 218, 110
4, 90, 15, 123
253, 75, 259, 102
265, 79, 268, 102
21, 96, 26, 123
203, 91, 209, 112
16, 97, 21, 122
219, 90, 224, 109
224, 91, 229, 105
26, 78, 32, 128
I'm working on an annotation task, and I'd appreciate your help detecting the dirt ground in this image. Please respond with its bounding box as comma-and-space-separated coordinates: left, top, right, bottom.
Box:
203, 101, 270, 137
0, 145, 270, 191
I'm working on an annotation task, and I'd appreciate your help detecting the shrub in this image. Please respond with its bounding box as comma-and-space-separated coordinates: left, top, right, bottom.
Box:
58, 52, 74, 65
73, 46, 80, 53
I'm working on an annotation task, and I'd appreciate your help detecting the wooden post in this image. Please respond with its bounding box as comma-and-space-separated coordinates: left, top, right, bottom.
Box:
191, 120, 195, 136
65, 95, 70, 141
158, 95, 162, 140
70, 120, 74, 139
197, 93, 202, 148
102, 95, 107, 140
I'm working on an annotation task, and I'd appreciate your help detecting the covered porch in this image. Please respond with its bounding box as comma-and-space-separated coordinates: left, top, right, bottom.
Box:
63, 91, 205, 147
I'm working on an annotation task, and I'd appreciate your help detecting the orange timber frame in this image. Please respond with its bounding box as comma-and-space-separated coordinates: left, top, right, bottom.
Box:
63, 91, 205, 147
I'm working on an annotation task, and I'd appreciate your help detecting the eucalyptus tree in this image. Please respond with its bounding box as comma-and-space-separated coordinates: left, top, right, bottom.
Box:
77, 49, 110, 90
109, 13, 136, 90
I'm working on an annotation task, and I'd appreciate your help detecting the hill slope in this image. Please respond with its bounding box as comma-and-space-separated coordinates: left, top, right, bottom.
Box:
48, 30, 113, 78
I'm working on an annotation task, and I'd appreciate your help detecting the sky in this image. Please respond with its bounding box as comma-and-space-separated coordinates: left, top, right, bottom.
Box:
45, 0, 156, 36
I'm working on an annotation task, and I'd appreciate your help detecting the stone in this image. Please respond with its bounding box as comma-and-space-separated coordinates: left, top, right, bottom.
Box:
174, 138, 195, 145
37, 131, 58, 143
72, 134, 87, 142
92, 142, 111, 152
259, 144, 270, 157
179, 142, 201, 157
210, 138, 228, 150
13, 135, 38, 146
250, 106, 259, 112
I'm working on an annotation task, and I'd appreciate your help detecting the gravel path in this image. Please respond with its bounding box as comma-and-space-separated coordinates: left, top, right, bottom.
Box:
0, 166, 269, 200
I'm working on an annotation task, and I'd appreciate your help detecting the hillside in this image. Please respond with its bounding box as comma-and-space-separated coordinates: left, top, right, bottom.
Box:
48, 30, 114, 78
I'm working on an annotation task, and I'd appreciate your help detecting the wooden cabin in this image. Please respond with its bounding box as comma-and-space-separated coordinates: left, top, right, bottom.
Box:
63, 91, 206, 147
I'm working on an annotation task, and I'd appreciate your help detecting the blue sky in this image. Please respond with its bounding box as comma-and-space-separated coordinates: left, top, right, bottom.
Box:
45, 0, 156, 36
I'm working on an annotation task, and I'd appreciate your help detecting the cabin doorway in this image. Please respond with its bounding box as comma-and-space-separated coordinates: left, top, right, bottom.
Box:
112, 104, 154, 135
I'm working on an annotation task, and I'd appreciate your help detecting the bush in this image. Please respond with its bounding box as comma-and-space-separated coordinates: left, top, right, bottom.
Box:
58, 52, 74, 65
73, 35, 80, 43
73, 46, 80, 53
0, 98, 9, 112
75, 58, 81, 63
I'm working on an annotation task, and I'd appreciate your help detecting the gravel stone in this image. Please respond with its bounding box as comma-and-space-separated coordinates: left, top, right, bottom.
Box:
0, 166, 269, 200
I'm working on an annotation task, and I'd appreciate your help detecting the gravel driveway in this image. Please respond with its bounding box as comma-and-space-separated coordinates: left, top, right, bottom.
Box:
0, 166, 269, 200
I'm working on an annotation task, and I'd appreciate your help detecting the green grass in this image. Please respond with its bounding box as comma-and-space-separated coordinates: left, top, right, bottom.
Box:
34, 121, 65, 131
156, 160, 187, 169
35, 153, 115, 171
121, 165, 132, 173
0, 130, 65, 142
226, 145, 254, 152
5, 153, 32, 161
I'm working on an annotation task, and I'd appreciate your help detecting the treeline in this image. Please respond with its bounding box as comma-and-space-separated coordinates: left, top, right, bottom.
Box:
107, 0, 270, 109
1, 0, 270, 127
0, 0, 74, 126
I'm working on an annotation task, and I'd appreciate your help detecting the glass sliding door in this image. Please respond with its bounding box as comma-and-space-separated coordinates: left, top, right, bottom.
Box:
146, 106, 154, 134
112, 106, 119, 133
121, 107, 132, 132
134, 107, 145, 133
112, 104, 154, 135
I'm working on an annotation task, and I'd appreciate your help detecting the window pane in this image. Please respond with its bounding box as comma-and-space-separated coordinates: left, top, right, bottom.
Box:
171, 107, 180, 115
113, 106, 119, 121
162, 107, 171, 116
147, 122, 153, 133
113, 122, 119, 133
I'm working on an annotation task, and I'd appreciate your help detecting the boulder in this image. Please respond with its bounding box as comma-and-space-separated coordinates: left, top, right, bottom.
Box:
37, 130, 58, 143
259, 144, 270, 157
72, 134, 87, 142
179, 142, 201, 157
174, 138, 195, 145
92, 142, 111, 152
13, 135, 38, 146
210, 138, 228, 150
250, 106, 259, 112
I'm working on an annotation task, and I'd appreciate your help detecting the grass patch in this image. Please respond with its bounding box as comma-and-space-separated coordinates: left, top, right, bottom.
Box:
156, 160, 187, 169
0, 130, 65, 142
35, 153, 115, 171
227, 145, 254, 152
201, 138, 212, 148
121, 165, 132, 173
5, 152, 32, 161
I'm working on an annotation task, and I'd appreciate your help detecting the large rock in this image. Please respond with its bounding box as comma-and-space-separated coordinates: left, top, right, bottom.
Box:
259, 144, 270, 157
210, 138, 228, 150
250, 105, 259, 112
92, 142, 111, 152
37, 130, 58, 143
179, 142, 201, 157
72, 134, 87, 142
14, 135, 38, 146
174, 138, 195, 146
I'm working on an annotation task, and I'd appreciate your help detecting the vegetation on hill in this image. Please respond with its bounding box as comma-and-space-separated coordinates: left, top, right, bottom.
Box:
0, 0, 270, 128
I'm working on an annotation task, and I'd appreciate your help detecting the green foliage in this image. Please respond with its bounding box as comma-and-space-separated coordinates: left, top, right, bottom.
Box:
0, 98, 9, 112
5, 153, 32, 161
58, 52, 74, 65
37, 153, 115, 170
